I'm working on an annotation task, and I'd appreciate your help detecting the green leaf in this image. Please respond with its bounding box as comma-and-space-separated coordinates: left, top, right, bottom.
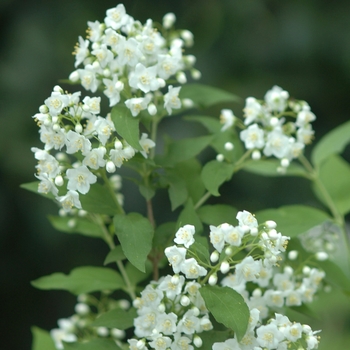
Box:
177, 198, 203, 233
187, 240, 210, 266
166, 173, 188, 211
125, 260, 152, 286
311, 120, 350, 167
168, 159, 205, 204
156, 135, 213, 166
114, 213, 154, 272
199, 330, 233, 350
91, 308, 137, 329
197, 204, 237, 226
242, 159, 308, 177
317, 260, 350, 293
104, 245, 126, 265
48, 215, 104, 238
152, 222, 177, 250
21, 181, 55, 200
31, 326, 56, 350
80, 183, 120, 215
183, 115, 221, 133
63, 339, 120, 349
255, 205, 331, 237
201, 160, 235, 196
111, 105, 142, 151
314, 155, 350, 215
139, 183, 155, 200
31, 266, 124, 295
200, 285, 250, 342
179, 83, 240, 108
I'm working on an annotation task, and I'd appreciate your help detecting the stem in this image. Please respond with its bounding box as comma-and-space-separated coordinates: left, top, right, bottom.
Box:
194, 191, 211, 210
150, 116, 160, 160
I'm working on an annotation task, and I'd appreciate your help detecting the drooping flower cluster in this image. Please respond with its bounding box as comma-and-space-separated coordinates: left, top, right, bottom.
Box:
220, 86, 316, 171
69, 3, 198, 116
127, 210, 323, 350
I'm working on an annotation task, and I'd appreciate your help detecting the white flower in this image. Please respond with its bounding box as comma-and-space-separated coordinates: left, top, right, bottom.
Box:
83, 147, 106, 169
91, 44, 113, 68
44, 91, 69, 117
158, 275, 185, 300
177, 310, 201, 335
74, 36, 89, 67
156, 312, 178, 335
56, 190, 82, 211
65, 130, 92, 155
117, 37, 142, 67
220, 109, 235, 131
139, 133, 156, 158
213, 338, 242, 350
209, 225, 225, 253
103, 74, 122, 107
94, 116, 115, 145
236, 210, 258, 230
164, 246, 187, 274
174, 224, 195, 248
140, 284, 163, 308
240, 123, 265, 150
171, 334, 193, 350
157, 54, 182, 80
35, 173, 58, 196
264, 85, 289, 112
223, 224, 245, 247
50, 328, 77, 350
66, 165, 97, 194
104, 4, 129, 30
256, 323, 284, 349
296, 108, 316, 127
263, 129, 290, 159
82, 96, 101, 115
149, 334, 172, 350
164, 85, 181, 115
235, 256, 261, 282
78, 65, 100, 92
243, 97, 262, 125
125, 96, 150, 117
129, 63, 160, 93
181, 258, 207, 279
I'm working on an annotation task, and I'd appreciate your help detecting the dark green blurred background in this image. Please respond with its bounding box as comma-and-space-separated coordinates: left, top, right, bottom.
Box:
1, 0, 350, 349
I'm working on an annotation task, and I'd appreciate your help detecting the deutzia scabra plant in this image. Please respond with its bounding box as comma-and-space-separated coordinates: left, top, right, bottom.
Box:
23, 3, 350, 350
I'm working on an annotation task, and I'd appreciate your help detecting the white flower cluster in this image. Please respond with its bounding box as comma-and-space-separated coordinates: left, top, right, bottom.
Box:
69, 3, 198, 116
129, 210, 322, 350
32, 86, 153, 211
221, 86, 316, 171
214, 313, 320, 350
50, 294, 129, 349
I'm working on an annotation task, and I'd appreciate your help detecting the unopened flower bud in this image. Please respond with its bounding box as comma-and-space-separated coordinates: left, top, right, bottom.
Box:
55, 175, 64, 186
68, 219, 76, 228
111, 328, 125, 339
252, 288, 262, 297
225, 247, 233, 256
78, 209, 87, 217
171, 275, 180, 285
39, 105, 49, 114
210, 251, 219, 263
252, 150, 261, 160
115, 81, 124, 91
69, 71, 79, 82
284, 266, 294, 275
157, 78, 166, 88
250, 227, 258, 236
75, 303, 90, 315
114, 140, 123, 150
193, 336, 203, 348
191, 307, 200, 316
220, 261, 230, 274
288, 250, 298, 260
75, 123, 83, 133
158, 303, 166, 312
270, 117, 279, 126
315, 251, 328, 261
302, 266, 311, 275
97, 327, 109, 337
281, 158, 290, 168
106, 161, 116, 173
265, 220, 277, 229
53, 85, 63, 93
176, 72, 187, 84
163, 12, 176, 29
182, 98, 194, 108
148, 103, 157, 116
136, 339, 146, 350
224, 142, 234, 151
216, 154, 224, 162
191, 69, 201, 80
208, 274, 218, 285
268, 229, 278, 240
180, 295, 190, 306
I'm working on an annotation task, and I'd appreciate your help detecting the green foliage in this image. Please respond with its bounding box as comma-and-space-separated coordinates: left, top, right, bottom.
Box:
21, 181, 55, 200
80, 183, 120, 215
199, 285, 250, 342
63, 339, 120, 349
166, 172, 188, 211
311, 120, 350, 167
179, 83, 240, 108
199, 330, 233, 350
104, 245, 126, 265
197, 204, 237, 226
255, 205, 331, 237
187, 240, 210, 266
111, 105, 142, 151
91, 308, 137, 329
176, 198, 203, 233
31, 266, 124, 295
313, 155, 350, 215
31, 327, 56, 350
156, 135, 213, 166
48, 215, 104, 239
317, 260, 350, 294
201, 160, 235, 196
113, 213, 154, 272
242, 159, 308, 177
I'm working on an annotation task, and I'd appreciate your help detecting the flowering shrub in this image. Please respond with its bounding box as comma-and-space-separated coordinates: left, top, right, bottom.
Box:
24, 3, 350, 350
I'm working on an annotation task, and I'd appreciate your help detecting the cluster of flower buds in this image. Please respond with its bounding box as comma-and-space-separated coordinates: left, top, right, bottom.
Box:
220, 86, 316, 172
